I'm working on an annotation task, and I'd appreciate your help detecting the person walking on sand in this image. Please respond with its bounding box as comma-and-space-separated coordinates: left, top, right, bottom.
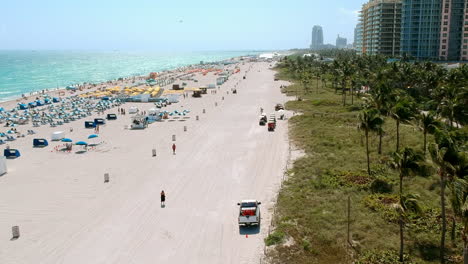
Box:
172, 143, 176, 155
160, 190, 166, 206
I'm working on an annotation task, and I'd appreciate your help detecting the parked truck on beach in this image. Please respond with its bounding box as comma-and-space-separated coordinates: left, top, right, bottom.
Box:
237, 200, 261, 226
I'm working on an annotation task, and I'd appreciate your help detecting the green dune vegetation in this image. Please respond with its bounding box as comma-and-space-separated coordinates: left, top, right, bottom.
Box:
266, 52, 467, 264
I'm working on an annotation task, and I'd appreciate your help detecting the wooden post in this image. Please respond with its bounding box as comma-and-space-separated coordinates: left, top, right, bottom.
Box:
152, 149, 156, 157
347, 196, 351, 246
183, 126, 187, 132
202, 109, 206, 114
104, 173, 109, 183
196, 115, 199, 121
12, 226, 20, 239
215, 102, 218, 107
172, 135, 176, 141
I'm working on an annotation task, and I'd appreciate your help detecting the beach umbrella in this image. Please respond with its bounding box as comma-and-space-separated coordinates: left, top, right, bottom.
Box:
61, 138, 73, 142
88, 134, 98, 139
75, 141, 87, 145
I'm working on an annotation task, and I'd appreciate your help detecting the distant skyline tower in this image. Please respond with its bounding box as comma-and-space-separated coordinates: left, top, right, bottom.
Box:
336, 34, 347, 49
310, 25, 324, 50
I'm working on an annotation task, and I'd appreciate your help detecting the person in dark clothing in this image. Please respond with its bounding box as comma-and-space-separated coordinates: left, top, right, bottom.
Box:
160, 190, 166, 206
172, 143, 176, 155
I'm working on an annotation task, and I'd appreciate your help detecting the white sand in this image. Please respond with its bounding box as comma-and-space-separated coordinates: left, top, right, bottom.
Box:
0, 61, 291, 264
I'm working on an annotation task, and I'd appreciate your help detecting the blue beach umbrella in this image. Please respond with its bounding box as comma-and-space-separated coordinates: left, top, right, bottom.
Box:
75, 141, 88, 146
61, 138, 73, 142
88, 134, 98, 139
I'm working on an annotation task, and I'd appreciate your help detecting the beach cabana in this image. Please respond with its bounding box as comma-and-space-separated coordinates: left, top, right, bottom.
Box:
36, 100, 44, 106
33, 138, 49, 147
51, 131, 65, 141
84, 121, 96, 128
19, 104, 28, 110
4, 149, 21, 159
106, 114, 117, 120
52, 97, 60, 103
94, 118, 106, 125
128, 107, 139, 114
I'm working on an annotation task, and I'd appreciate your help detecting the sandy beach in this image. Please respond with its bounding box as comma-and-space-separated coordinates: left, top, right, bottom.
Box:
0, 60, 291, 264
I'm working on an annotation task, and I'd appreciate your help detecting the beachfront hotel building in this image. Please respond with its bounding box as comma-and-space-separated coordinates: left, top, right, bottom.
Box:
356, 0, 402, 56
310, 25, 324, 50
400, 0, 468, 61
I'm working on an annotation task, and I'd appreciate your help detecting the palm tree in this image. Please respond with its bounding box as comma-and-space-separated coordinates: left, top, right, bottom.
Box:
418, 111, 438, 156
430, 129, 460, 264
368, 81, 392, 155
390, 96, 416, 152
300, 70, 312, 95
340, 61, 354, 106
359, 108, 384, 175
391, 147, 423, 262
449, 177, 468, 264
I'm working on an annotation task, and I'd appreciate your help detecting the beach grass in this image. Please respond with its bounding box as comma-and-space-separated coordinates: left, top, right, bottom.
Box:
266, 68, 455, 263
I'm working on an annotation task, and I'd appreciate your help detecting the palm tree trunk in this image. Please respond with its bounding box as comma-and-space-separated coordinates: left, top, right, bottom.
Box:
396, 120, 400, 152
464, 239, 468, 264
423, 130, 427, 156
316, 78, 319, 94
342, 81, 347, 106
378, 130, 383, 155
441, 172, 447, 264
464, 246, 468, 264
451, 216, 456, 246
399, 216, 404, 262
399, 173, 404, 262
366, 130, 370, 175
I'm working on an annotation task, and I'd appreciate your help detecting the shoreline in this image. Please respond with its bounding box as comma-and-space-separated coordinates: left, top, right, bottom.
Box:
0, 51, 266, 105
0, 55, 254, 107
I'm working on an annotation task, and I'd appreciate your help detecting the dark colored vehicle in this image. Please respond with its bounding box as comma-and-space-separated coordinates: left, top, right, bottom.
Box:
106, 114, 117, 120
259, 114, 267, 126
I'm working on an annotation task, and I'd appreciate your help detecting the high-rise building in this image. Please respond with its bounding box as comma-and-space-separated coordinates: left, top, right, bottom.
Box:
439, 0, 468, 60
336, 35, 348, 49
310, 25, 324, 50
400, 0, 442, 60
401, 0, 468, 61
355, 23, 363, 52
358, 0, 402, 56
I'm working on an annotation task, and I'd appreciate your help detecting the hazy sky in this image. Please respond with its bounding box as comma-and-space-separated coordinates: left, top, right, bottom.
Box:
0, 0, 362, 51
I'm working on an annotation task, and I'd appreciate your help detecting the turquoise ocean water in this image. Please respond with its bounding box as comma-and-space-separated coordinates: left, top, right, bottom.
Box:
0, 50, 262, 101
